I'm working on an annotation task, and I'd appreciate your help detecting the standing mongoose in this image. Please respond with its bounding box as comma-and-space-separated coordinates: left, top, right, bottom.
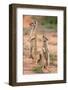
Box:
29, 20, 37, 59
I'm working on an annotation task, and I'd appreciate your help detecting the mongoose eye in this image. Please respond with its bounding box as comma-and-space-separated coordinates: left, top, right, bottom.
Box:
29, 23, 33, 26
29, 20, 37, 28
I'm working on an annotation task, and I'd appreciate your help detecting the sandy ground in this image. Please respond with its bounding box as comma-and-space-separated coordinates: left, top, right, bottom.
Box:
23, 31, 57, 74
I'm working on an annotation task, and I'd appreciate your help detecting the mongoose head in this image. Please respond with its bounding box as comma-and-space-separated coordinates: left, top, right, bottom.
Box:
30, 20, 37, 29
43, 35, 48, 42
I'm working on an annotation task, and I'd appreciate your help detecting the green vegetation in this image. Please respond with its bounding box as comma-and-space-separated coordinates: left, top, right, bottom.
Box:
32, 66, 43, 73
41, 16, 57, 30
41, 16, 57, 25
32, 53, 57, 73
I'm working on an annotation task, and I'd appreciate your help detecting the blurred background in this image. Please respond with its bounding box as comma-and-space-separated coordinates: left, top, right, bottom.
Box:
23, 15, 57, 74
23, 15, 57, 31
